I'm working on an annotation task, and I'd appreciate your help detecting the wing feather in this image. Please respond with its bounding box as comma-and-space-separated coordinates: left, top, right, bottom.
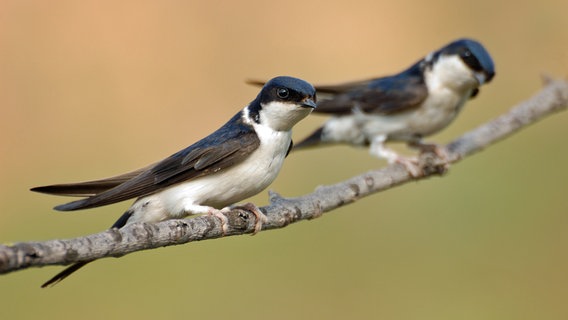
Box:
43, 112, 261, 211
30, 166, 151, 197
314, 68, 428, 115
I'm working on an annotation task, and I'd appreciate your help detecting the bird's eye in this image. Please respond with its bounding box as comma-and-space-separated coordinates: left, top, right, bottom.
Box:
276, 88, 289, 99
460, 49, 483, 72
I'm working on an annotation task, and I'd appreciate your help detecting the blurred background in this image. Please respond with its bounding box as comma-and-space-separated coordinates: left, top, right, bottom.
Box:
1, 1, 567, 319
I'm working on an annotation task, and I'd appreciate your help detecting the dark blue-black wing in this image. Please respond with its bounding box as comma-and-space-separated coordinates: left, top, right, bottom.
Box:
314, 69, 428, 115
34, 112, 260, 211
313, 60, 428, 115
31, 166, 152, 197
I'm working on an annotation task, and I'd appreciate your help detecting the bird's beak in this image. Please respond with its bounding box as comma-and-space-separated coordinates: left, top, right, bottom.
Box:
474, 73, 486, 85
485, 70, 495, 83
301, 97, 317, 109
475, 70, 495, 85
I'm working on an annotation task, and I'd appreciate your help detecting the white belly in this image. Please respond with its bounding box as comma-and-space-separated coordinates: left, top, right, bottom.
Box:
399, 87, 470, 138
127, 127, 291, 224
322, 87, 472, 145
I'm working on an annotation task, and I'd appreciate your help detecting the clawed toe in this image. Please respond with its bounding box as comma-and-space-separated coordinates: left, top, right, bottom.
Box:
230, 203, 267, 235
208, 209, 230, 235
394, 156, 423, 178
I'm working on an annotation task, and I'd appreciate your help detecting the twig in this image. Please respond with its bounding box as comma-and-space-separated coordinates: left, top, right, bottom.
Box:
1, 78, 567, 275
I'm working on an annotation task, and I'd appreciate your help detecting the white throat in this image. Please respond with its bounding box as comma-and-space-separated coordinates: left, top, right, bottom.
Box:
426, 55, 478, 93
256, 101, 312, 132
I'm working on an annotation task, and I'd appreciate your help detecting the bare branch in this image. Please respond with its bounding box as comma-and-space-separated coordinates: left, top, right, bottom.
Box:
1, 78, 567, 275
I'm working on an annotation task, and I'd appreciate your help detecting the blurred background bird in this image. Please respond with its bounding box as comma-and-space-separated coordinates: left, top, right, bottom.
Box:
248, 38, 495, 176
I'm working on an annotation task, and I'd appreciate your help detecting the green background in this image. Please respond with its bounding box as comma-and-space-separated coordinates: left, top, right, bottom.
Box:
1, 1, 567, 319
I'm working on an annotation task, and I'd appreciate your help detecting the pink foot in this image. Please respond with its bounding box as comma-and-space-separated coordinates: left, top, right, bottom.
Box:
208, 208, 229, 235
229, 203, 267, 235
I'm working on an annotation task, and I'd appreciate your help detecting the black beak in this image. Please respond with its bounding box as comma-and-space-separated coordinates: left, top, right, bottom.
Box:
485, 70, 495, 83
301, 97, 317, 109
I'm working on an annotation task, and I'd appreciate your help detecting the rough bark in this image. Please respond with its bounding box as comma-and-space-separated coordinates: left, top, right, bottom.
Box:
1, 78, 567, 275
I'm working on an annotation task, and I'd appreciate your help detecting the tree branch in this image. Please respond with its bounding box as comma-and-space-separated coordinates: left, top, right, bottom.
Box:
1, 78, 567, 275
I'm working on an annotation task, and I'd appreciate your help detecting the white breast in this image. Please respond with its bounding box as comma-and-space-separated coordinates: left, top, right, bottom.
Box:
322, 55, 478, 144
400, 54, 477, 137
127, 122, 291, 223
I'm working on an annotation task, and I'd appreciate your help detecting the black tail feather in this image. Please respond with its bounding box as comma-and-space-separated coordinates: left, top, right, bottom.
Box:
31, 166, 149, 197
41, 261, 92, 288
245, 79, 266, 87
41, 210, 133, 288
111, 210, 133, 229
31, 180, 122, 197
53, 198, 97, 211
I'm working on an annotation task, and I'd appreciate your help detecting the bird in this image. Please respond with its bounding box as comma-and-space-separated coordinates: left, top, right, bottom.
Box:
32, 75, 317, 287
248, 38, 495, 176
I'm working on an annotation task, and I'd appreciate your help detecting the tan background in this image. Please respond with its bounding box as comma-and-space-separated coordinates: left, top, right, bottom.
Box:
1, 1, 568, 319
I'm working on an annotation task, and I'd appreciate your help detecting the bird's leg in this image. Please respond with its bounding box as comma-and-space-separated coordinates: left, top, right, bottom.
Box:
408, 140, 449, 161
205, 208, 229, 235
182, 203, 230, 235
408, 139, 450, 173
408, 140, 451, 174
370, 135, 422, 177
225, 203, 267, 235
